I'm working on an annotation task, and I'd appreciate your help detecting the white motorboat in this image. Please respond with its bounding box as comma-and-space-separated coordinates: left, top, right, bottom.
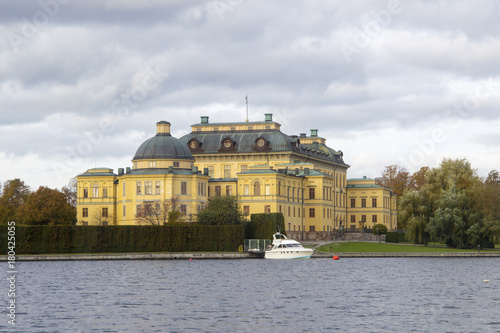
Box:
264, 233, 314, 259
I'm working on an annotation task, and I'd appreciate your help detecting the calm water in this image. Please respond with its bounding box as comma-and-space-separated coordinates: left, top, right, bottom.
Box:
4, 258, 500, 332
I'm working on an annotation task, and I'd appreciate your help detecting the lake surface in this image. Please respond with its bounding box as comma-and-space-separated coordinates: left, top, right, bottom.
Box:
6, 258, 500, 332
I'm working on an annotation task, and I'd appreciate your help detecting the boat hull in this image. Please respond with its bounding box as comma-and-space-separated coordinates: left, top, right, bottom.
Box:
264, 250, 314, 259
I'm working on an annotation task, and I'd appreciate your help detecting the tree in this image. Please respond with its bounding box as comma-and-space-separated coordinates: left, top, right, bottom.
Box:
376, 165, 410, 197
197, 195, 244, 225
136, 197, 181, 225
409, 166, 429, 191
399, 158, 497, 248
61, 177, 77, 207
398, 188, 432, 245
0, 179, 31, 224
92, 208, 114, 226
16, 186, 76, 225
372, 223, 387, 235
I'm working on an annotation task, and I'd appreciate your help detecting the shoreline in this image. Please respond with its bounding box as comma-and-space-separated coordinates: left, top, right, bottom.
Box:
1, 251, 500, 261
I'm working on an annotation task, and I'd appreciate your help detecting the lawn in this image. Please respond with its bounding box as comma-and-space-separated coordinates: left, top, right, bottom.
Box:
315, 242, 497, 253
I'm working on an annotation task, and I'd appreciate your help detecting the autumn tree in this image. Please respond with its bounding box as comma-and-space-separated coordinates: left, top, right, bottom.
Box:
16, 186, 77, 225
409, 166, 429, 191
0, 179, 31, 224
62, 177, 77, 207
376, 165, 410, 197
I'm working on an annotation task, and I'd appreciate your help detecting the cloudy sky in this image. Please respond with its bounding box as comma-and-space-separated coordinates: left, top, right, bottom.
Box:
1, 0, 499, 190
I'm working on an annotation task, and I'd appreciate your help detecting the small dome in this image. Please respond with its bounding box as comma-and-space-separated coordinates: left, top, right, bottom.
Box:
133, 121, 194, 161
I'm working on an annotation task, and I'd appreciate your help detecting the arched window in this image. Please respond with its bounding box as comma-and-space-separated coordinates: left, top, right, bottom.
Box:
254, 181, 261, 196
92, 184, 99, 198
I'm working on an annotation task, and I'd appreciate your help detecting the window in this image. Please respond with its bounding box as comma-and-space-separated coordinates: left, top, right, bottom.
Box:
293, 207, 296, 217
123, 182, 126, 196
241, 165, 248, 172
309, 226, 315, 232
81, 221, 88, 226
83, 189, 88, 198
207, 166, 214, 178
265, 205, 271, 213
180, 205, 187, 216
102, 188, 108, 198
102, 208, 108, 218
372, 215, 377, 223
243, 206, 250, 216
137, 205, 142, 217
361, 215, 366, 222
361, 198, 366, 208
123, 205, 126, 217
372, 198, 377, 207
145, 181, 152, 195
288, 206, 290, 217
155, 181, 161, 195
309, 187, 315, 199
351, 198, 355, 208
102, 221, 108, 226
149, 161, 156, 168
92, 184, 99, 198
136, 182, 142, 195
351, 215, 355, 223
265, 184, 270, 196
226, 185, 232, 196
215, 186, 221, 196
82, 208, 88, 217
181, 182, 187, 195
173, 162, 179, 167
224, 165, 231, 178
309, 208, 315, 218
254, 181, 261, 196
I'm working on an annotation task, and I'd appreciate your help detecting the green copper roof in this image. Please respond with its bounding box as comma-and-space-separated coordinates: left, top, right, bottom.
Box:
134, 134, 194, 161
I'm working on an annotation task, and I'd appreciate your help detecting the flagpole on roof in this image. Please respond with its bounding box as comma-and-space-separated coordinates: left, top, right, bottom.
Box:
245, 94, 249, 122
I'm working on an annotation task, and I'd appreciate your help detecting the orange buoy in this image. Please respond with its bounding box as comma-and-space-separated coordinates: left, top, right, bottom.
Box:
189, 258, 192, 261
332, 255, 339, 260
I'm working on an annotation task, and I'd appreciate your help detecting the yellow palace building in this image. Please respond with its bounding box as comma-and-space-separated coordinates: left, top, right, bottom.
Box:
76, 114, 397, 238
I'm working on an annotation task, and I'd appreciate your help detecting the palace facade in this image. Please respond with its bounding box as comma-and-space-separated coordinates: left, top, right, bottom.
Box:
76, 114, 397, 238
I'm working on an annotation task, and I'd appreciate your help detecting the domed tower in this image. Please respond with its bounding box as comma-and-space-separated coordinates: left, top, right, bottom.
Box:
77, 121, 209, 226
132, 121, 194, 169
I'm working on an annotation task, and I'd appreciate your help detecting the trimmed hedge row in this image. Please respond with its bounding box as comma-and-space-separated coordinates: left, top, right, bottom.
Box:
385, 231, 407, 243
245, 213, 286, 239
0, 225, 245, 254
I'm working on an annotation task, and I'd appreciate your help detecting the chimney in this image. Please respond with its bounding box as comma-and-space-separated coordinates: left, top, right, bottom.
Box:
310, 129, 318, 137
300, 133, 307, 138
118, 168, 124, 175
156, 121, 171, 135
265, 113, 273, 122
201, 116, 209, 124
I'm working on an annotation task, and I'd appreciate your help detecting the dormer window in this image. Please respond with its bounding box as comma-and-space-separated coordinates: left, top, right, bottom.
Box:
219, 137, 236, 152
253, 137, 271, 152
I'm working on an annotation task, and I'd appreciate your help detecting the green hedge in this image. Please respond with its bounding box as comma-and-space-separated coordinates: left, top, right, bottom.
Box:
245, 213, 285, 239
0, 225, 244, 254
386, 231, 407, 243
